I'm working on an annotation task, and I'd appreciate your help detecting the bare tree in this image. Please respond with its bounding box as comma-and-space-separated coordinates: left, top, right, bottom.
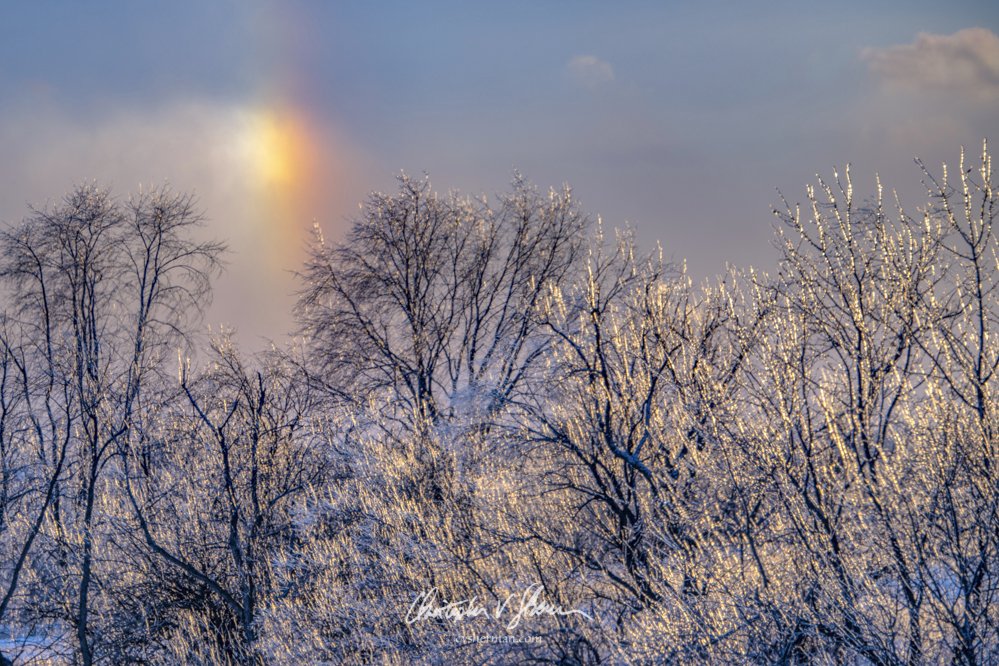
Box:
912, 143, 999, 664
0, 145, 994, 664
0, 316, 74, 665
121, 337, 335, 664
0, 184, 222, 664
298, 174, 585, 436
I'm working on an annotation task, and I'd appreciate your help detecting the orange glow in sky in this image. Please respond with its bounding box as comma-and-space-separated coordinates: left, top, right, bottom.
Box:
251, 110, 311, 189
239, 105, 332, 268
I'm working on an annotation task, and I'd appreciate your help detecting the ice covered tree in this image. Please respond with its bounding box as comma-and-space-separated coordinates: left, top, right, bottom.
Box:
0, 185, 222, 663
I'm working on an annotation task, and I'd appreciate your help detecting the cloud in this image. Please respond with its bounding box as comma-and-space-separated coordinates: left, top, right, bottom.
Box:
862, 27, 999, 100
567, 55, 615, 88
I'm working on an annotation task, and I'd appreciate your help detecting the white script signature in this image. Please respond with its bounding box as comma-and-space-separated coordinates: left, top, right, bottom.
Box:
405, 584, 593, 631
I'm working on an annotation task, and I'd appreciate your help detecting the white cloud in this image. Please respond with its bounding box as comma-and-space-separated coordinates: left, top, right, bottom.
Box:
862, 27, 999, 100
567, 55, 615, 88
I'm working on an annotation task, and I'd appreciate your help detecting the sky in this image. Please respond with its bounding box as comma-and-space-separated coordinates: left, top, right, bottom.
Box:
1, 1, 997, 350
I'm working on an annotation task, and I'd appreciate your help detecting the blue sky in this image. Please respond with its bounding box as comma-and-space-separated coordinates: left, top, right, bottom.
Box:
2, 1, 997, 347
